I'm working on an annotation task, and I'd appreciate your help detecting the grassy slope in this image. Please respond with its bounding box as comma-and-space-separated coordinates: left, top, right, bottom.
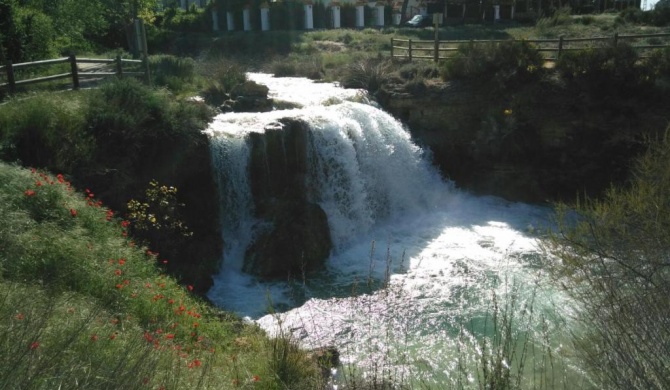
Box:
0, 163, 320, 389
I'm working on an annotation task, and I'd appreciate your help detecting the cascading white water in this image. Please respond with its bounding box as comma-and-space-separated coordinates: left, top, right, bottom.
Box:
205, 74, 582, 388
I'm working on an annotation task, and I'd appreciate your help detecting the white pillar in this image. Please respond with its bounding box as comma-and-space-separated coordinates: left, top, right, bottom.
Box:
180, 0, 187, 10
511, 5, 515, 19
376, 3, 385, 27
393, 12, 401, 25
243, 7, 251, 31
261, 6, 270, 31
356, 5, 365, 28
494, 5, 501, 21
332, 5, 341, 28
212, 9, 219, 31
227, 11, 235, 31
419, 6, 428, 16
304, 3, 314, 29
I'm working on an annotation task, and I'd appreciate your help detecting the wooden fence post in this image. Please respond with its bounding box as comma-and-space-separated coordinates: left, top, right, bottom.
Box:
139, 19, 152, 86
390, 38, 394, 60
409, 39, 413, 61
6, 60, 16, 94
116, 55, 124, 77
613, 32, 619, 47
434, 26, 439, 62
558, 35, 564, 60
69, 54, 79, 90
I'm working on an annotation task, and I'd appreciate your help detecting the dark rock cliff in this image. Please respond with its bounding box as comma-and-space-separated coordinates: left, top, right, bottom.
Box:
377, 78, 670, 203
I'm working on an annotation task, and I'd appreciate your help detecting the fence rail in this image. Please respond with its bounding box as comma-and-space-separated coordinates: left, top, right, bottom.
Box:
391, 32, 670, 62
0, 55, 146, 94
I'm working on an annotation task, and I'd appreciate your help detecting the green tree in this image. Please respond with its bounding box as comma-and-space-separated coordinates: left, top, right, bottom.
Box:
547, 129, 670, 390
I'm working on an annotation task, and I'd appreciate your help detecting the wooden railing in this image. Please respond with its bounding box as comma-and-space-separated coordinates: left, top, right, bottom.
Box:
0, 54, 146, 95
390, 32, 670, 62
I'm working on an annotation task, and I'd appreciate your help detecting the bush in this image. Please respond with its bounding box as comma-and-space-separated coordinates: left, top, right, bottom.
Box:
547, 130, 670, 390
339, 56, 393, 94
536, 6, 573, 29
441, 40, 544, 90
0, 93, 94, 172
556, 44, 644, 92
149, 54, 196, 93
268, 55, 323, 80
199, 58, 248, 106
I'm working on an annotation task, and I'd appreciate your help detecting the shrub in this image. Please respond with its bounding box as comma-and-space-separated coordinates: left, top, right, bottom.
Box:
536, 6, 573, 29
1, 5, 56, 63
556, 44, 645, 92
149, 54, 196, 93
441, 40, 543, 90
126, 179, 193, 260
199, 58, 248, 106
339, 56, 393, 94
268, 55, 323, 80
0, 93, 94, 172
547, 130, 670, 390
161, 8, 209, 33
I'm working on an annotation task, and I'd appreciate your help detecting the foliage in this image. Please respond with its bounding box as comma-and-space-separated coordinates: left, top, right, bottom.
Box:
267, 54, 323, 80
556, 44, 652, 94
149, 54, 196, 93
0, 2, 56, 63
441, 40, 544, 90
536, 7, 574, 29
199, 58, 248, 106
339, 56, 393, 94
546, 131, 670, 390
0, 162, 323, 389
127, 180, 193, 261
0, 93, 94, 172
160, 7, 209, 33
617, 1, 670, 26
85, 78, 208, 168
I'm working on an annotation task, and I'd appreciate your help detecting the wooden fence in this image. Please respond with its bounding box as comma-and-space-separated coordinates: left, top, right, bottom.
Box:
391, 32, 670, 62
0, 55, 147, 95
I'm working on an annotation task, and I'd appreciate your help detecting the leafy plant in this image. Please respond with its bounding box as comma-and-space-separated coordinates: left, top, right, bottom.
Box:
441, 40, 544, 91
546, 130, 670, 390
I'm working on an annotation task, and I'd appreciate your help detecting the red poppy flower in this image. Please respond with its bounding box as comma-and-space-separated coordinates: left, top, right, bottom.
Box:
30, 341, 40, 350
118, 259, 125, 265
187, 285, 193, 292
91, 334, 98, 342
24, 190, 35, 197
15, 313, 24, 320
253, 375, 260, 382
70, 208, 77, 217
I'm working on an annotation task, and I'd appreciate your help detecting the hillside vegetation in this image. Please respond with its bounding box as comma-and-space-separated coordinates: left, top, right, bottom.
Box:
0, 162, 322, 389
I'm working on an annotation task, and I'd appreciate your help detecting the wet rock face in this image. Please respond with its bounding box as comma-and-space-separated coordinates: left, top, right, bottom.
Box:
244, 119, 332, 280
243, 200, 332, 280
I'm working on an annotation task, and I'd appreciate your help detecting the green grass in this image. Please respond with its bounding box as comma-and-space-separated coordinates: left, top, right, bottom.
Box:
0, 163, 323, 389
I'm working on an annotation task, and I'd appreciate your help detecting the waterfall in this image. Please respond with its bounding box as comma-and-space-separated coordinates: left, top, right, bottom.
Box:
204, 74, 580, 388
